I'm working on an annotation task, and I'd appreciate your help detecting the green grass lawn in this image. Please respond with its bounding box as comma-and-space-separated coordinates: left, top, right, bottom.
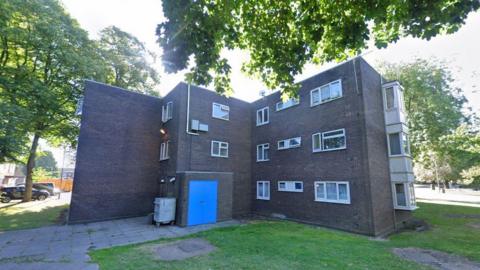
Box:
0, 204, 68, 231
90, 203, 480, 270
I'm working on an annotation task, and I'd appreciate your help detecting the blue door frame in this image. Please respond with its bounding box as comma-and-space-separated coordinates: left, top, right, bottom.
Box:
187, 180, 218, 226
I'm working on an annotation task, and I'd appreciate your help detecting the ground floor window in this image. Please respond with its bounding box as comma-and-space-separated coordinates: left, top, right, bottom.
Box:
314, 181, 350, 204
392, 182, 416, 210
257, 181, 270, 200
278, 181, 303, 192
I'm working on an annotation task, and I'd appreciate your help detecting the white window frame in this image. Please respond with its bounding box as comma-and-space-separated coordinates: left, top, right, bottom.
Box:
211, 140, 229, 158
278, 137, 301, 150
256, 143, 270, 162
383, 85, 405, 112
276, 98, 300, 111
212, 102, 230, 120
256, 107, 269, 126
278, 181, 303, 192
387, 132, 410, 157
310, 79, 343, 107
162, 101, 173, 123
314, 181, 350, 204
312, 128, 346, 152
257, 181, 270, 200
159, 141, 170, 161
392, 182, 416, 210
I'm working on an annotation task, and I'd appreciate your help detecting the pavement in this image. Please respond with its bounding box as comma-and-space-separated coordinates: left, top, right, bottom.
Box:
415, 184, 480, 208
0, 217, 240, 270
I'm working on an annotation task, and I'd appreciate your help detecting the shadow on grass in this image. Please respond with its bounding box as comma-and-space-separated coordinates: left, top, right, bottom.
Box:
0, 202, 22, 209
0, 204, 69, 232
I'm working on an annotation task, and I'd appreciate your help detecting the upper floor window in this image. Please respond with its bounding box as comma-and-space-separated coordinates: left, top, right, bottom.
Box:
212, 103, 229, 120
162, 102, 173, 123
311, 79, 342, 106
257, 181, 270, 200
256, 107, 269, 126
312, 128, 346, 152
278, 181, 303, 192
211, 140, 229, 158
314, 181, 350, 204
257, 143, 270, 162
276, 98, 299, 111
383, 85, 405, 111
388, 132, 410, 156
159, 141, 170, 161
278, 137, 301, 150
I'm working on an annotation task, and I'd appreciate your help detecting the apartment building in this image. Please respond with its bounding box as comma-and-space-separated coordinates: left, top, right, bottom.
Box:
69, 57, 416, 236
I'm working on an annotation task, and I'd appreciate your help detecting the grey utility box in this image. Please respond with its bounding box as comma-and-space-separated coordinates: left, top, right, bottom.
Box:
154, 197, 176, 225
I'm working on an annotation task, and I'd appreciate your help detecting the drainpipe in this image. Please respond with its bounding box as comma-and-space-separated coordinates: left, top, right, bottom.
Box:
186, 83, 199, 136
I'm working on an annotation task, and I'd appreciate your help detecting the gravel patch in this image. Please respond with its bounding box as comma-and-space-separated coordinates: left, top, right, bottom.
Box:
392, 247, 480, 270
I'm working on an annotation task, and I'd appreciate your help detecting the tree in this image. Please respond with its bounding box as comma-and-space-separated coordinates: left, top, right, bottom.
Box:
380, 59, 468, 162
0, 0, 107, 201
157, 1, 479, 97
35, 150, 58, 175
99, 26, 161, 96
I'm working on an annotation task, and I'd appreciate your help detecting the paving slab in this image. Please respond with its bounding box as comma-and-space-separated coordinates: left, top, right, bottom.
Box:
0, 217, 239, 269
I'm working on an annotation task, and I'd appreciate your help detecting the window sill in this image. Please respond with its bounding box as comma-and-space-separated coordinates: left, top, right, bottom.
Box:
278, 190, 303, 193
389, 154, 411, 158
256, 159, 270, 162
159, 158, 169, 161
313, 147, 347, 153
394, 205, 417, 211
256, 122, 269, 127
314, 199, 351, 205
311, 96, 343, 107
256, 197, 270, 200
211, 155, 229, 158
212, 116, 229, 121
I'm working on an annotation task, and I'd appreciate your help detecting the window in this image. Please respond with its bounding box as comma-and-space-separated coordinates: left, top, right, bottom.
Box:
211, 141, 228, 157
162, 102, 173, 122
392, 182, 416, 210
159, 141, 169, 161
312, 129, 346, 152
256, 107, 269, 126
278, 137, 301, 150
311, 80, 342, 106
276, 98, 299, 111
257, 181, 270, 200
385, 87, 395, 110
388, 132, 410, 156
278, 181, 303, 192
314, 181, 350, 204
212, 103, 229, 120
257, 143, 269, 162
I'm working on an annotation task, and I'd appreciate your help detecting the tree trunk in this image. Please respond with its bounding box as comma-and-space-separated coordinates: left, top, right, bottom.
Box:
23, 133, 40, 202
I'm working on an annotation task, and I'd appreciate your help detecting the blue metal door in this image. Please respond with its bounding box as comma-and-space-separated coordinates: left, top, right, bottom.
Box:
187, 180, 218, 226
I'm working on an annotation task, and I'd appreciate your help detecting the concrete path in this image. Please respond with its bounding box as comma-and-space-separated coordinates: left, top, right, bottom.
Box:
415, 184, 480, 208
0, 217, 239, 270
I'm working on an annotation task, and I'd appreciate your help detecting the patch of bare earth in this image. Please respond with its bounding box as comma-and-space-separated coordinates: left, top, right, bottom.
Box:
144, 238, 216, 261
392, 248, 480, 270
467, 222, 480, 230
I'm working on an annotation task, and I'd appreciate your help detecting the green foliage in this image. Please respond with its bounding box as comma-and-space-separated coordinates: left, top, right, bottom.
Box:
35, 150, 57, 174
438, 125, 480, 182
157, 0, 479, 96
32, 167, 54, 182
460, 165, 480, 186
381, 59, 468, 163
99, 26, 161, 96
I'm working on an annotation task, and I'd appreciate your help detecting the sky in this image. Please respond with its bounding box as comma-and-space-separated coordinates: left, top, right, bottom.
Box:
46, 1, 480, 165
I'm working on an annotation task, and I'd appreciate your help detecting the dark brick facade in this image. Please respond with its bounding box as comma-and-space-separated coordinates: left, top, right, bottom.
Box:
70, 57, 411, 235
69, 81, 162, 223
